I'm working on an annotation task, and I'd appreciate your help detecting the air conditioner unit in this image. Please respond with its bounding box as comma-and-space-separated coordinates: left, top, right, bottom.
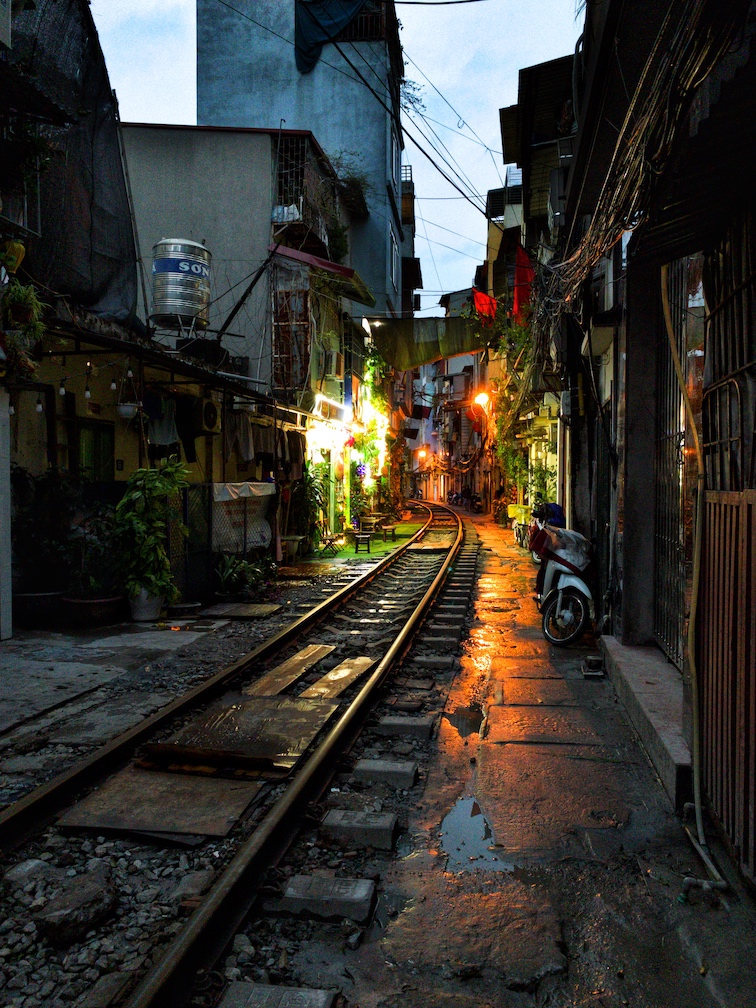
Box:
560, 390, 572, 418
193, 397, 220, 435
324, 350, 344, 380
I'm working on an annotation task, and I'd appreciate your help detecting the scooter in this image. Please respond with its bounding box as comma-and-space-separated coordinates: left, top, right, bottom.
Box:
469, 493, 483, 514
531, 523, 594, 646
528, 502, 567, 564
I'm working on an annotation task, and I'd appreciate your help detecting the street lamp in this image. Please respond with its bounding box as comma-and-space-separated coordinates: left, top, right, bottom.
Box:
474, 391, 490, 408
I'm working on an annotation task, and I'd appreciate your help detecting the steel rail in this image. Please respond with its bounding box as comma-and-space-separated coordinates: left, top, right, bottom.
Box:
123, 504, 464, 1008
0, 507, 436, 851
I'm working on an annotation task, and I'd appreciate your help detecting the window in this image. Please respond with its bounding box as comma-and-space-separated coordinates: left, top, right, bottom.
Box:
76, 420, 115, 482
390, 228, 399, 290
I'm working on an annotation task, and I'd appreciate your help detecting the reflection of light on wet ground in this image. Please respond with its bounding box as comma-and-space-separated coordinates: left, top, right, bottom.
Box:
440, 797, 513, 871
444, 705, 483, 737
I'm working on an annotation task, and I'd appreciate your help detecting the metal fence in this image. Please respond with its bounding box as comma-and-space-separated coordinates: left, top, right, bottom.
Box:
654, 259, 687, 668
699, 207, 756, 881
167, 484, 276, 603
700, 490, 756, 882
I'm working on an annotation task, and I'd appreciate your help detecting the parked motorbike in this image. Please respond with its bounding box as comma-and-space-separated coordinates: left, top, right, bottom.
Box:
469, 493, 483, 513
531, 523, 594, 646
528, 502, 566, 564
507, 503, 531, 547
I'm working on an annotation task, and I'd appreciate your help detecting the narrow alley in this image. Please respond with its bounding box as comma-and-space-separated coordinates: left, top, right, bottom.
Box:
3, 0, 756, 1005
2, 512, 755, 1008
235, 514, 756, 1008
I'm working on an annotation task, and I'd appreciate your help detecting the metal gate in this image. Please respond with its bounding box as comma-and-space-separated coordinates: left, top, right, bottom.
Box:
700, 205, 756, 881
654, 260, 687, 668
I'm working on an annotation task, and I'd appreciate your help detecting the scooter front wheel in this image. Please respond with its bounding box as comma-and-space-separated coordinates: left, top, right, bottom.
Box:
541, 588, 589, 646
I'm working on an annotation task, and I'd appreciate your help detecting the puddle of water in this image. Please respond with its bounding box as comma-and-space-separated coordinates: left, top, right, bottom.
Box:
444, 704, 484, 737
440, 797, 513, 871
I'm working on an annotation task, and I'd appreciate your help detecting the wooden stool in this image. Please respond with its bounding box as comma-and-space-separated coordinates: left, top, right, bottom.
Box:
354, 532, 372, 553
381, 524, 398, 542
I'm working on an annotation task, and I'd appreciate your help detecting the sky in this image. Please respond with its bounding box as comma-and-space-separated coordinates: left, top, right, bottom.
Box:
90, 0, 582, 315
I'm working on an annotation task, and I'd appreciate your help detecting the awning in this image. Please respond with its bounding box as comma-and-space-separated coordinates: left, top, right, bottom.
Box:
269, 244, 376, 308
367, 316, 487, 370
212, 482, 277, 503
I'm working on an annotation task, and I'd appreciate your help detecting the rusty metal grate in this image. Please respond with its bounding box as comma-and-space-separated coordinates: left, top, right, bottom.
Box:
654, 259, 687, 668
700, 206, 756, 881
701, 491, 756, 882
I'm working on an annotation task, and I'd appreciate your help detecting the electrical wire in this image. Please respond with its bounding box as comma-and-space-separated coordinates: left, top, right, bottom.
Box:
211, 0, 494, 216
415, 215, 487, 247
552, 0, 751, 304
403, 50, 505, 185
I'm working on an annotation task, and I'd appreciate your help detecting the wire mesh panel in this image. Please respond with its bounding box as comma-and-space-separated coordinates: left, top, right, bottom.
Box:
167, 484, 275, 602
212, 488, 275, 554
654, 259, 687, 668
167, 485, 212, 602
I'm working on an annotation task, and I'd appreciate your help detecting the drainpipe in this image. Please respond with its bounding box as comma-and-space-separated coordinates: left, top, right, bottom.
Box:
0, 388, 11, 640
660, 264, 727, 900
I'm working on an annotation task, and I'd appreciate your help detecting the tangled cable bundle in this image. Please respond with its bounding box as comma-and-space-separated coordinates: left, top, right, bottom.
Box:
543, 0, 751, 315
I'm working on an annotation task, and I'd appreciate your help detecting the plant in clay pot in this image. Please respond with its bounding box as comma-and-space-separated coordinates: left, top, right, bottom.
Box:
113, 457, 189, 620
290, 463, 330, 554
1, 280, 47, 375
215, 555, 263, 598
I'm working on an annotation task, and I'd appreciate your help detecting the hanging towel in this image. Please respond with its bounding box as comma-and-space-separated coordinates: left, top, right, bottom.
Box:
175, 395, 198, 463
287, 429, 306, 481
148, 397, 179, 446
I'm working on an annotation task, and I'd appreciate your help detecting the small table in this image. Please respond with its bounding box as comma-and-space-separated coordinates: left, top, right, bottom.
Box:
359, 517, 380, 535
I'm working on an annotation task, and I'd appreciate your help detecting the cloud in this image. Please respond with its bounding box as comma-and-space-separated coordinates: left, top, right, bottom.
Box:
89, 0, 580, 298
91, 0, 196, 124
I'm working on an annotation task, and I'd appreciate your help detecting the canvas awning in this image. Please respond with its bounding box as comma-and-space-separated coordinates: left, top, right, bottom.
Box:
270, 244, 376, 308
367, 316, 487, 370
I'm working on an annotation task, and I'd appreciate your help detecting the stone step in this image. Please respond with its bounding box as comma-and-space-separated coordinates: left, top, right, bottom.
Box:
353, 758, 417, 788
390, 699, 424, 712
218, 983, 335, 1008
321, 809, 397, 850
373, 715, 435, 739
410, 654, 456, 669
268, 875, 375, 924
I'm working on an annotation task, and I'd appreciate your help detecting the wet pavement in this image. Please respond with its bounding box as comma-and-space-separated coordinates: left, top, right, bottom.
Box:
330, 514, 756, 1008
3, 517, 756, 1007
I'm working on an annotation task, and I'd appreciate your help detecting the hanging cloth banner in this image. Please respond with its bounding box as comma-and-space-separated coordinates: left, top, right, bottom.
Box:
513, 245, 535, 324
368, 316, 487, 371
472, 288, 497, 327
295, 0, 366, 73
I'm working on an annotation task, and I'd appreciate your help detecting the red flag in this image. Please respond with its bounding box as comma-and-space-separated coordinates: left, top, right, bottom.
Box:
513, 245, 534, 324
472, 288, 497, 327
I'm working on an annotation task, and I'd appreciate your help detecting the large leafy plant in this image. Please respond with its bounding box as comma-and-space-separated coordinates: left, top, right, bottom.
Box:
290, 462, 330, 540
114, 457, 189, 602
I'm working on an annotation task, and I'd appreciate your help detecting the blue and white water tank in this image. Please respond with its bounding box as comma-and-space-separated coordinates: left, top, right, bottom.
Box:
151, 238, 212, 329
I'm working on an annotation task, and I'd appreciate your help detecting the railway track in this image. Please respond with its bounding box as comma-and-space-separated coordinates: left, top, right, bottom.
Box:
0, 504, 480, 1008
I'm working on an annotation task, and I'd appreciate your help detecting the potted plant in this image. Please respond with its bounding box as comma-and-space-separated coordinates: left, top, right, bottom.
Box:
113, 457, 189, 621
289, 463, 330, 555
1, 279, 47, 377
215, 555, 263, 599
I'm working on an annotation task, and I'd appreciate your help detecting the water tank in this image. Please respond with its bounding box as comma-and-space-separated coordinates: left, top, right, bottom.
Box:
150, 238, 212, 329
